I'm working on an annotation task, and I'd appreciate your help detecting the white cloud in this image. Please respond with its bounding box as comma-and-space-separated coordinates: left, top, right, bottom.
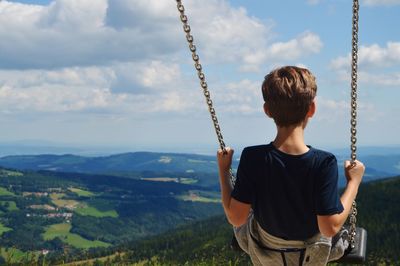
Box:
359, 71, 400, 86
39, 0, 107, 30
330, 42, 400, 87
0, 0, 323, 72
0, 61, 202, 115
156, 92, 190, 112
0, 0, 181, 69
267, 32, 323, 61
0, 67, 118, 113
111, 61, 182, 94
332, 69, 400, 87
240, 32, 322, 72
0, 84, 117, 113
315, 97, 382, 123
331, 42, 400, 70
184, 1, 322, 71
359, 42, 400, 67
105, 0, 176, 30
213, 79, 262, 114
363, 0, 400, 6
315, 97, 348, 122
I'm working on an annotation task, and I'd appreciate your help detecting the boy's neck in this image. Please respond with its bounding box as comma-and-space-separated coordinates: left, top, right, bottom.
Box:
273, 125, 309, 155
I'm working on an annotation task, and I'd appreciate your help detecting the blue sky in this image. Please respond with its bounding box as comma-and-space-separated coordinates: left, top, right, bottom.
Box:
0, 0, 399, 154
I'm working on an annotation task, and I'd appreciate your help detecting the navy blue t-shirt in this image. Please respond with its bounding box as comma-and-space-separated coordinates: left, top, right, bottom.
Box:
231, 143, 344, 240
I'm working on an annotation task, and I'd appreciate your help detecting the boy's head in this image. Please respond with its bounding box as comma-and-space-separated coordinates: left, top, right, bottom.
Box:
262, 66, 317, 127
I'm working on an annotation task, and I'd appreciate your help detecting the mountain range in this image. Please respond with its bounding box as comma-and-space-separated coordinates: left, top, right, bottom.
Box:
0, 151, 399, 188
0, 152, 228, 175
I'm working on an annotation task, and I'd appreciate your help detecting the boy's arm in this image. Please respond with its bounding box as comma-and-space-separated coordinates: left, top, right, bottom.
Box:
317, 160, 365, 237
217, 148, 251, 227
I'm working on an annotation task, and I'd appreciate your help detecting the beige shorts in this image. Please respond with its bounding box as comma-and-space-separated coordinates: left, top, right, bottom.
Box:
233, 213, 347, 266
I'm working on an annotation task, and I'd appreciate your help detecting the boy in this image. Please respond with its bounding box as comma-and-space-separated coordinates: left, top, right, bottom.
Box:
217, 66, 365, 265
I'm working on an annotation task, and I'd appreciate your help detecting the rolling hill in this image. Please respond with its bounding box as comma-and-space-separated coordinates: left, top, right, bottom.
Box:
0, 151, 399, 188
0, 152, 233, 174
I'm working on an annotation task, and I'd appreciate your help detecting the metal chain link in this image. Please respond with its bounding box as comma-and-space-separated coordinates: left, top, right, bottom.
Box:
348, 0, 360, 250
175, 0, 236, 184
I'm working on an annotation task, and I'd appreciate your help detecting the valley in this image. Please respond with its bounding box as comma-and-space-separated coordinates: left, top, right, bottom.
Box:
0, 167, 222, 264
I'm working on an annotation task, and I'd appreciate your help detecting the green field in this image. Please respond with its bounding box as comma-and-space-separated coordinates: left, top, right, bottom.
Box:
0, 169, 23, 177
180, 177, 198, 184
75, 205, 118, 218
141, 177, 198, 185
50, 193, 81, 208
0, 187, 15, 196
0, 201, 19, 211
0, 247, 35, 264
141, 177, 179, 182
188, 159, 209, 163
43, 223, 110, 249
69, 187, 96, 197
177, 191, 221, 203
0, 223, 12, 236
50, 192, 118, 217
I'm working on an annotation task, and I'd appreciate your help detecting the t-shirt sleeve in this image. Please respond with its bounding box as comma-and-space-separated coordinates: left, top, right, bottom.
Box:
231, 149, 254, 204
315, 154, 344, 215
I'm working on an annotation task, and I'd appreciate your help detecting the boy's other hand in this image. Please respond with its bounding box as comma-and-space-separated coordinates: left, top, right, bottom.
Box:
344, 160, 365, 186
217, 147, 234, 172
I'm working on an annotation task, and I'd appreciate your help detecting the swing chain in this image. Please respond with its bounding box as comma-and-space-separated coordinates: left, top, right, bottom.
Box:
349, 0, 359, 250
175, 0, 236, 184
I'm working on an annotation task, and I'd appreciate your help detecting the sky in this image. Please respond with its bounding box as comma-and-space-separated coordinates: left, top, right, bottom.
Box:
0, 0, 399, 154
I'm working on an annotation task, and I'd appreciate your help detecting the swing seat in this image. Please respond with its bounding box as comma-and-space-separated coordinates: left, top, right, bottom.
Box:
334, 227, 367, 264
232, 227, 367, 264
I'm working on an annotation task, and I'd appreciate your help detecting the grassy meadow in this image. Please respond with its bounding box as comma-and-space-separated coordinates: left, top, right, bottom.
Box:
43, 223, 110, 249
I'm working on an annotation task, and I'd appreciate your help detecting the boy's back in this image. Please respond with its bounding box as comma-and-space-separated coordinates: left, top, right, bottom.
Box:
232, 143, 343, 240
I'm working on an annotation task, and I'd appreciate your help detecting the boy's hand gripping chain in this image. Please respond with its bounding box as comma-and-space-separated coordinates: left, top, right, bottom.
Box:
175, 0, 236, 185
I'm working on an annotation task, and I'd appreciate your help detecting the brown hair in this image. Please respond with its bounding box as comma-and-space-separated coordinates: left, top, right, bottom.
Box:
261, 66, 317, 127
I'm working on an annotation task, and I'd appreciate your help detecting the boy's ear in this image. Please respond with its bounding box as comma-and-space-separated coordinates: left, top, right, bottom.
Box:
307, 100, 316, 118
263, 103, 273, 118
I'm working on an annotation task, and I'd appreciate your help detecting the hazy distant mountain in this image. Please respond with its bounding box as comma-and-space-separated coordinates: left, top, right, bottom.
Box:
0, 151, 399, 188
0, 152, 234, 174
336, 153, 400, 187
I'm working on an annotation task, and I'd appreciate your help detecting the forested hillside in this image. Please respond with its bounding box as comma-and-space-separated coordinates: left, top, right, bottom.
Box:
355, 176, 400, 262
61, 176, 400, 266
